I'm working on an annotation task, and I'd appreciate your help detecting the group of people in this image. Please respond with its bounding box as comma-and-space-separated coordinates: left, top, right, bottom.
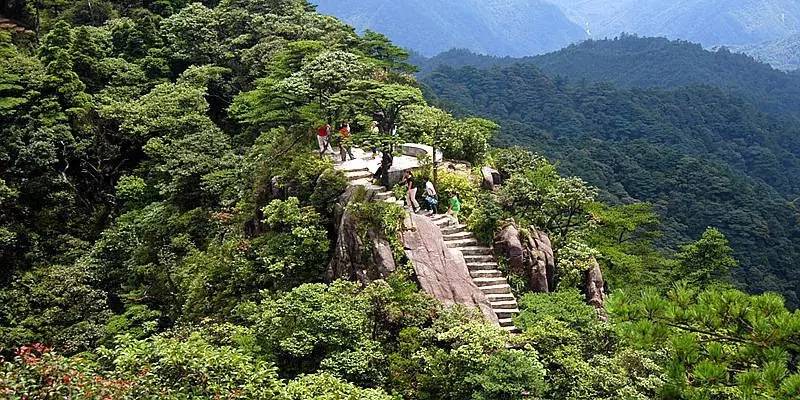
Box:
317, 122, 355, 161
317, 123, 461, 221
401, 170, 461, 222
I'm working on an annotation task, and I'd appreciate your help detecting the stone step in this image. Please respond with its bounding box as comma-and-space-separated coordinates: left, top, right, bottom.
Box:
466, 261, 499, 270
456, 246, 493, 256
485, 292, 516, 301
463, 254, 495, 263
498, 318, 515, 327
432, 216, 455, 226
445, 238, 479, 248
442, 231, 473, 241
501, 325, 519, 332
479, 283, 512, 295
494, 308, 520, 318
345, 170, 373, 181
470, 269, 503, 279
473, 277, 511, 287
374, 191, 394, 201
490, 300, 519, 309
440, 225, 466, 235
334, 163, 371, 172
349, 178, 372, 187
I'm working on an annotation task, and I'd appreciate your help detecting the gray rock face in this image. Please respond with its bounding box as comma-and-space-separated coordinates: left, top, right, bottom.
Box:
480, 166, 502, 191
494, 222, 554, 293
327, 186, 397, 284
402, 214, 499, 325
584, 257, 608, 321
525, 229, 556, 292
493, 223, 526, 276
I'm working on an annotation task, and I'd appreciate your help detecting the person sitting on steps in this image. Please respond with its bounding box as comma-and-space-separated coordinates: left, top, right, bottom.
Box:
401, 170, 420, 213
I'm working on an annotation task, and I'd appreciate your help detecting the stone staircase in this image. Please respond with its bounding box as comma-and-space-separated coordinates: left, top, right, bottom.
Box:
431, 215, 520, 332
0, 16, 33, 35
335, 164, 405, 207
332, 160, 519, 332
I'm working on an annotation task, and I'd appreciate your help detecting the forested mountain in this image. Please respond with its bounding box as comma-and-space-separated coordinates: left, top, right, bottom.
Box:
3, 1, 800, 398
416, 36, 800, 116
423, 63, 800, 306
733, 33, 800, 71
311, 0, 587, 57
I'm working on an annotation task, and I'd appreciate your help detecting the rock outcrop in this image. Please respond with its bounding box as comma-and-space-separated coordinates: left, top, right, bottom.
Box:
584, 257, 608, 321
494, 222, 555, 293
326, 186, 397, 284
402, 214, 499, 325
480, 166, 502, 191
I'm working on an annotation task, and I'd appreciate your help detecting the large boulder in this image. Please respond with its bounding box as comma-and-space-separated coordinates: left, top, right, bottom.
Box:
584, 257, 608, 321
480, 166, 502, 191
525, 228, 556, 292
494, 222, 554, 293
326, 186, 397, 284
493, 222, 526, 276
402, 214, 499, 325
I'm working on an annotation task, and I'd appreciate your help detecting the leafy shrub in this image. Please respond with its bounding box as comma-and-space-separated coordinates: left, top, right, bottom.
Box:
284, 372, 394, 400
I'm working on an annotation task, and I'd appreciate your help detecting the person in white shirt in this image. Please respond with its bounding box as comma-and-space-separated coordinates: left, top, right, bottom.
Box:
424, 179, 438, 215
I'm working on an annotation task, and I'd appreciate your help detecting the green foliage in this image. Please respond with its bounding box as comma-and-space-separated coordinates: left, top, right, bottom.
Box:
516, 290, 664, 399
284, 372, 394, 400
674, 227, 738, 287
0, 264, 111, 354
609, 284, 800, 398
402, 105, 496, 164
237, 279, 438, 384
389, 308, 547, 400
5, 1, 800, 398
494, 148, 597, 246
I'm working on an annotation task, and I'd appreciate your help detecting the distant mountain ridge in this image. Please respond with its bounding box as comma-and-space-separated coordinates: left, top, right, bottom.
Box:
311, 0, 587, 57
549, 0, 800, 47
732, 33, 800, 71
313, 0, 800, 70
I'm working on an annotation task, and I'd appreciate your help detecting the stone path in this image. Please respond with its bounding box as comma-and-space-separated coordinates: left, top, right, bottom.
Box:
331, 148, 520, 332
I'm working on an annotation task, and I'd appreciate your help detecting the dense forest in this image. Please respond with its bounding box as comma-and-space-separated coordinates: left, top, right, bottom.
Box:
2, 1, 800, 399
415, 36, 800, 117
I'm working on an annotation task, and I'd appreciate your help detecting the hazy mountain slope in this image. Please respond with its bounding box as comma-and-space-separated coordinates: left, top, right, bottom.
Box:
311, 0, 587, 57
415, 36, 800, 116
733, 33, 800, 70
549, 0, 800, 46
423, 63, 800, 305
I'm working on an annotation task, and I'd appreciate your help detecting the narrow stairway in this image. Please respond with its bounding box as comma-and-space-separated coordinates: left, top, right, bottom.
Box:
332, 162, 520, 332
431, 215, 520, 332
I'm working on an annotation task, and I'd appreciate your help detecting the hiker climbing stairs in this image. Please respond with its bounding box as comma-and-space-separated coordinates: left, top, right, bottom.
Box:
432, 215, 520, 332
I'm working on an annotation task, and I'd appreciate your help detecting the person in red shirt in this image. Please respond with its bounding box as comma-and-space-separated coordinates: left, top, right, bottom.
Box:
317, 123, 331, 156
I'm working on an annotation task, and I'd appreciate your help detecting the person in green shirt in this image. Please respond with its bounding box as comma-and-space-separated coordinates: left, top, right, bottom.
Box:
447, 192, 461, 224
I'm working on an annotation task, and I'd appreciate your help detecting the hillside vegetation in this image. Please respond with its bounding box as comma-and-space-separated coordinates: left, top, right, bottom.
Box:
424, 62, 800, 307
